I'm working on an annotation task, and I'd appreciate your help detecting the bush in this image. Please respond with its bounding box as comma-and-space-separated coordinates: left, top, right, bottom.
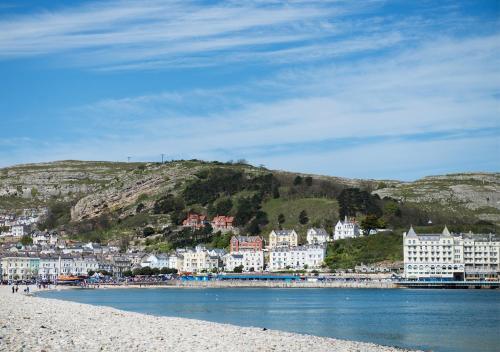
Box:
143, 226, 155, 237
20, 235, 33, 246
324, 232, 403, 270
153, 194, 185, 214
299, 210, 309, 224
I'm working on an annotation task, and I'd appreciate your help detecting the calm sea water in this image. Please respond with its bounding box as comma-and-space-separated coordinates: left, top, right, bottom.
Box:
38, 288, 500, 352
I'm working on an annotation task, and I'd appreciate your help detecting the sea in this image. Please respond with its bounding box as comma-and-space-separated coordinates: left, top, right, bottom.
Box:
38, 288, 500, 352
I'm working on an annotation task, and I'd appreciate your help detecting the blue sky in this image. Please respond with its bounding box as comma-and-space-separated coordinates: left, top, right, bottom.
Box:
0, 0, 498, 180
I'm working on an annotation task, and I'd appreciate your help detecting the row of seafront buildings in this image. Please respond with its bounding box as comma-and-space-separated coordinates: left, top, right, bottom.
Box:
140, 228, 329, 274
0, 227, 330, 281
403, 226, 499, 281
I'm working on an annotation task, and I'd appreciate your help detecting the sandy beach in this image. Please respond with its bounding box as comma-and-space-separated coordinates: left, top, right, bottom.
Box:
0, 285, 418, 352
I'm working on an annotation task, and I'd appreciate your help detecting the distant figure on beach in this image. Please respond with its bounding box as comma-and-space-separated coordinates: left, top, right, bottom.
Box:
15, 285, 19, 293
26, 286, 30, 294
12, 286, 14, 293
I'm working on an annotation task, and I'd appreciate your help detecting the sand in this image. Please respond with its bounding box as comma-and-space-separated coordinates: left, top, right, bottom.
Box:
0, 285, 418, 352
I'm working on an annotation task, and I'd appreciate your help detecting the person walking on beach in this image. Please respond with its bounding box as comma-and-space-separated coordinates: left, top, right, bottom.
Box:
12, 286, 14, 294
15, 285, 19, 293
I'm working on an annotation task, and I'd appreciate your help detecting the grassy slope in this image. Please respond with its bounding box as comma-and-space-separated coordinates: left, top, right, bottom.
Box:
325, 232, 403, 269
261, 197, 338, 242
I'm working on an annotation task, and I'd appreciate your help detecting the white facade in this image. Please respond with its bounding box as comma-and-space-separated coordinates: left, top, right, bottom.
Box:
140, 254, 169, 269
334, 217, 360, 240
32, 232, 58, 246
268, 229, 298, 248
181, 246, 222, 273
268, 245, 326, 271
306, 228, 330, 245
11, 225, 25, 237
38, 256, 59, 281
1, 253, 130, 281
224, 250, 264, 272
223, 253, 244, 272
72, 257, 99, 276
403, 226, 499, 280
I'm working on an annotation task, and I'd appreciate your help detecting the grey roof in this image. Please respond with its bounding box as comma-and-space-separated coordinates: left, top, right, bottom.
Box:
272, 229, 296, 235
234, 235, 262, 242
406, 226, 417, 238
309, 228, 328, 235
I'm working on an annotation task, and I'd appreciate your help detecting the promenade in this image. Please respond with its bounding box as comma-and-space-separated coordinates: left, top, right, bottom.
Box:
0, 285, 417, 352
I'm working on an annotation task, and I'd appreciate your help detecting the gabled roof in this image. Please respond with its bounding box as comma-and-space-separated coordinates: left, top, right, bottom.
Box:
406, 226, 417, 238
272, 229, 296, 236
308, 228, 328, 236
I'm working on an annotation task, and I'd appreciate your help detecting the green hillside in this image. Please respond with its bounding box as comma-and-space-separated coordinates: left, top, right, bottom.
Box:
0, 160, 498, 261
261, 197, 338, 241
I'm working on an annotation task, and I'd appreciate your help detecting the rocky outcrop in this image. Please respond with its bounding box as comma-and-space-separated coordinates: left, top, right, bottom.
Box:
70, 163, 199, 221
373, 173, 500, 222
1, 161, 499, 224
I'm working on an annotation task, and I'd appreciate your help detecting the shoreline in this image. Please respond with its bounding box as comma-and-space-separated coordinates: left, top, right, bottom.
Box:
90, 279, 398, 289
0, 285, 418, 352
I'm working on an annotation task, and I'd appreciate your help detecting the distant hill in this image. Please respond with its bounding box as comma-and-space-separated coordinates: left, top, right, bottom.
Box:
0, 160, 498, 246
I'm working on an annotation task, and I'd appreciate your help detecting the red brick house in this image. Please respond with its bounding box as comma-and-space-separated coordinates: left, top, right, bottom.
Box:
182, 213, 208, 230
230, 235, 264, 253
211, 215, 235, 231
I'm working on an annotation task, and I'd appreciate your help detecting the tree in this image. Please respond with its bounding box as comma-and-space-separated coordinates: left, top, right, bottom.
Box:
136, 203, 145, 213
215, 198, 233, 215
233, 265, 244, 273
272, 184, 280, 198
361, 214, 383, 235
20, 235, 33, 246
293, 176, 303, 186
246, 211, 269, 235
143, 226, 155, 237
383, 202, 401, 217
337, 188, 382, 219
278, 213, 285, 228
153, 194, 185, 214
299, 210, 309, 225
160, 267, 177, 274
304, 176, 313, 186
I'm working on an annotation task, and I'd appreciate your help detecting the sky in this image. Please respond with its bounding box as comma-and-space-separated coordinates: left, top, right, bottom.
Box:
0, 0, 499, 180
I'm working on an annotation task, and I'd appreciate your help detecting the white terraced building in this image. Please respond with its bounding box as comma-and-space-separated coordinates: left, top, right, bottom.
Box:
268, 245, 326, 271
223, 250, 264, 272
403, 226, 499, 281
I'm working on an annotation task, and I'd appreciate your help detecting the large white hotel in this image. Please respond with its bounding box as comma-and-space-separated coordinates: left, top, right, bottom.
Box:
403, 226, 499, 280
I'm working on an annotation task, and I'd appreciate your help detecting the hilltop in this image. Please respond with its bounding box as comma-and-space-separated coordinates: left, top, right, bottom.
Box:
0, 160, 498, 243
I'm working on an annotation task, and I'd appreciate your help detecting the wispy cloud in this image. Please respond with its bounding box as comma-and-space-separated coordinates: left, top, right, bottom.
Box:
0, 1, 498, 180
2, 29, 498, 179
0, 0, 374, 69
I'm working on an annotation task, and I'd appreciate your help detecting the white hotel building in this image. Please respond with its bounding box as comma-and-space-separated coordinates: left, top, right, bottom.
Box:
269, 245, 326, 271
403, 226, 499, 280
